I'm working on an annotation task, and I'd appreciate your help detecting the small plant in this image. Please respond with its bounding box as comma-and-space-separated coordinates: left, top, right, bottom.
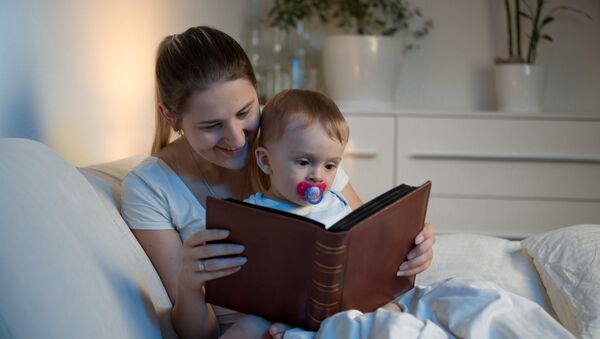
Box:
497, 0, 592, 64
268, 0, 433, 49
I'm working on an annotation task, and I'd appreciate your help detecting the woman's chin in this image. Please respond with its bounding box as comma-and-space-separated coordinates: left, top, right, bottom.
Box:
214, 148, 248, 170
224, 155, 249, 170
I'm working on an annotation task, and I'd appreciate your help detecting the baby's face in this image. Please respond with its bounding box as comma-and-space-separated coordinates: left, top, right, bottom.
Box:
265, 119, 346, 206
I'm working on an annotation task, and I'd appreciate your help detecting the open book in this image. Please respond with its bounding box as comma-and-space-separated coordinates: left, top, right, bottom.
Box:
205, 181, 431, 330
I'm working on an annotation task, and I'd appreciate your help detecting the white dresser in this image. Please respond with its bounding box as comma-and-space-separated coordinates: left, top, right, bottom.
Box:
342, 110, 600, 238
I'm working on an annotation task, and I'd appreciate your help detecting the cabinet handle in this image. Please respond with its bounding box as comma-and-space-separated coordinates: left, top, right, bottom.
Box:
411, 151, 600, 164
344, 151, 378, 159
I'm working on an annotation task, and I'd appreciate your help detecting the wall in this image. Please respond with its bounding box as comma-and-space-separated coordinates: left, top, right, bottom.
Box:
396, 0, 600, 113
0, 0, 247, 166
1, 0, 598, 165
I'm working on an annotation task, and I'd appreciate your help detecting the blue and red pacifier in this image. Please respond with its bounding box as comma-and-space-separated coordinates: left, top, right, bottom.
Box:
296, 181, 327, 205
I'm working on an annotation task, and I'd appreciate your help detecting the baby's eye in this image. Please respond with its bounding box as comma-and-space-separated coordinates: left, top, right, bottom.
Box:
296, 159, 310, 166
325, 163, 337, 170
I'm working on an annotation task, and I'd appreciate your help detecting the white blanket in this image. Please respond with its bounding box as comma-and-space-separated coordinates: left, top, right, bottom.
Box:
284, 278, 573, 339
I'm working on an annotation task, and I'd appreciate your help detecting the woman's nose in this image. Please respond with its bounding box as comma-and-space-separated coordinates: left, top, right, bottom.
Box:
222, 121, 245, 147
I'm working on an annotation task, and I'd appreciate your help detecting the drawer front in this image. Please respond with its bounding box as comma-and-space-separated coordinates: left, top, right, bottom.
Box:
343, 116, 395, 202
427, 197, 600, 238
396, 117, 600, 200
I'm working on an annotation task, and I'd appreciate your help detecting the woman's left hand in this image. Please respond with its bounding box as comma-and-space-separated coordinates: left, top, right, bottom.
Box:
396, 222, 436, 276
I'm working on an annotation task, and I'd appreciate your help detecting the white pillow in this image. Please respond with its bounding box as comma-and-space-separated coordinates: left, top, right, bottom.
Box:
416, 234, 555, 316
522, 224, 600, 339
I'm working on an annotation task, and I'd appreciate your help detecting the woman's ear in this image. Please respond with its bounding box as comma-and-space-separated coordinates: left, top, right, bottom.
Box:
255, 147, 272, 175
158, 104, 178, 129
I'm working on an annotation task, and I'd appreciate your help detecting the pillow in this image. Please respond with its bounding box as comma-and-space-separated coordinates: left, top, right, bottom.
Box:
416, 234, 555, 316
522, 224, 600, 339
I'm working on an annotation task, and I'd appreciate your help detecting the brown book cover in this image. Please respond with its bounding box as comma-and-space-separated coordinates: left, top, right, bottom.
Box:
205, 181, 431, 330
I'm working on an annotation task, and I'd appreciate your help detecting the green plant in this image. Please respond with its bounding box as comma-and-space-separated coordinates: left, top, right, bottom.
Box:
498, 0, 592, 64
268, 0, 433, 48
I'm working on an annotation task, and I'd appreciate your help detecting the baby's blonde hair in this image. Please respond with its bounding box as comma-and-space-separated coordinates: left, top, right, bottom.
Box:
249, 89, 349, 193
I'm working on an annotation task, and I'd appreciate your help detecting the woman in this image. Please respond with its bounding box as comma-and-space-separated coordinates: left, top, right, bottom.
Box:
121, 26, 436, 339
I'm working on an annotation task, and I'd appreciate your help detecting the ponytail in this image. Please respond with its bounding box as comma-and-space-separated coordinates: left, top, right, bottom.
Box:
151, 85, 173, 155
151, 110, 172, 155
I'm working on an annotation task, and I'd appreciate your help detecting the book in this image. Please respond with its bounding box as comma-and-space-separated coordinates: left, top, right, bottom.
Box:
205, 181, 431, 330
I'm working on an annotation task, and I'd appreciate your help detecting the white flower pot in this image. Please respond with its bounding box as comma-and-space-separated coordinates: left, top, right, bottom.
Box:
322, 35, 403, 109
494, 64, 545, 113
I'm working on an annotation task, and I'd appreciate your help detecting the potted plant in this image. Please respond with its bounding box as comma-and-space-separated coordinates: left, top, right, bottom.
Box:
494, 0, 591, 113
269, 0, 433, 109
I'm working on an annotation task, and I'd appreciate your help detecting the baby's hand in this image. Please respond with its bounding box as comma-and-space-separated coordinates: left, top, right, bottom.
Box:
268, 322, 292, 339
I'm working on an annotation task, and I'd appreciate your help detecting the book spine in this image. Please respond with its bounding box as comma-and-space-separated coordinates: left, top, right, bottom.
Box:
306, 234, 348, 330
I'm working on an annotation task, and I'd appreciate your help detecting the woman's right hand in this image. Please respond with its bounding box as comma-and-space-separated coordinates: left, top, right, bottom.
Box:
178, 229, 247, 292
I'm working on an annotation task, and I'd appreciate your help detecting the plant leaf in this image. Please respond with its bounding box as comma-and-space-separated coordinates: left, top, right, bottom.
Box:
541, 34, 554, 42
540, 16, 556, 28
549, 6, 593, 20
382, 27, 398, 36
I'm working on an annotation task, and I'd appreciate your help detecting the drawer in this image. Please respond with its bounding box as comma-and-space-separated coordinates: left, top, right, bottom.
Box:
427, 196, 600, 238
396, 117, 600, 200
343, 116, 395, 202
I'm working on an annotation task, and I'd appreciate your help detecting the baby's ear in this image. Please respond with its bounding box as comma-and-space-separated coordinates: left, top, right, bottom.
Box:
255, 147, 272, 175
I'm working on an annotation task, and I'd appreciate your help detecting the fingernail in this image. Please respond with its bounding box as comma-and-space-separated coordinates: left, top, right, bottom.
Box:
396, 270, 406, 277
237, 257, 247, 265
407, 251, 416, 260
235, 245, 245, 251
399, 263, 408, 271
415, 234, 425, 245
220, 230, 230, 237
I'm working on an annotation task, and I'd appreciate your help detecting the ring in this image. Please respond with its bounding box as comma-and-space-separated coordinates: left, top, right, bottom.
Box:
198, 260, 206, 272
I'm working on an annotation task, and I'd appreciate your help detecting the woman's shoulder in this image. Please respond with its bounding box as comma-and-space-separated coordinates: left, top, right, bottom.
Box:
122, 156, 177, 192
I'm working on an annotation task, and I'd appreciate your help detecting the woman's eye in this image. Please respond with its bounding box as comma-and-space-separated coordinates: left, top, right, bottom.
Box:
237, 111, 249, 118
200, 124, 219, 130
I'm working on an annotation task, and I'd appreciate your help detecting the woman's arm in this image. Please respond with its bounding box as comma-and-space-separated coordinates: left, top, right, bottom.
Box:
341, 182, 436, 276
132, 229, 218, 339
132, 229, 245, 339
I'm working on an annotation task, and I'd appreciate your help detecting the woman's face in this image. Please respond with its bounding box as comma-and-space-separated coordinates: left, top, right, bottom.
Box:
180, 79, 260, 170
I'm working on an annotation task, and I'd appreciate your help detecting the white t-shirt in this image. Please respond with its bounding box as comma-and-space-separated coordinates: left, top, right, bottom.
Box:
243, 191, 352, 228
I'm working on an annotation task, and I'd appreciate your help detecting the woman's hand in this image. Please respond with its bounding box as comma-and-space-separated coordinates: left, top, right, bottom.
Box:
178, 229, 247, 292
396, 222, 436, 276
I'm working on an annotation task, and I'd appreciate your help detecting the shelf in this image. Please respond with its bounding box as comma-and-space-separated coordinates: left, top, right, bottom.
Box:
341, 108, 600, 121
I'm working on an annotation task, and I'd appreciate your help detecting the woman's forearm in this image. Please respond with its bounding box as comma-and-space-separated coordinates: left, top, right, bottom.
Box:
172, 284, 218, 339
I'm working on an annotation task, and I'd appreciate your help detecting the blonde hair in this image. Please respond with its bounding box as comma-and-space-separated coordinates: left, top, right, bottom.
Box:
249, 89, 349, 192
151, 26, 257, 155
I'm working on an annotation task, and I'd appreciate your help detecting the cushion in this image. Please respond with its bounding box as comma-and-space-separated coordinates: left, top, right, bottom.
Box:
0, 138, 176, 339
416, 234, 555, 316
522, 224, 600, 339
79, 155, 145, 211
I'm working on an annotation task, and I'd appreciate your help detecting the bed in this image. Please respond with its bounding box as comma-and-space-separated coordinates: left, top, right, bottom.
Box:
1, 138, 597, 338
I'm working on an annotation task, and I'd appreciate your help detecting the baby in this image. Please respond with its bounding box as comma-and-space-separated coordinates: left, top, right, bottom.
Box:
246, 89, 352, 227
245, 89, 402, 338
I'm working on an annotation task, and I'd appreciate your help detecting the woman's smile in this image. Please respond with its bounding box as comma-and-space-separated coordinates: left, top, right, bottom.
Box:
216, 143, 245, 157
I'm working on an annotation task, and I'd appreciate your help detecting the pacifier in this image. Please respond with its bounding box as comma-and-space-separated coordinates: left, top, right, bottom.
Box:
296, 181, 327, 205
